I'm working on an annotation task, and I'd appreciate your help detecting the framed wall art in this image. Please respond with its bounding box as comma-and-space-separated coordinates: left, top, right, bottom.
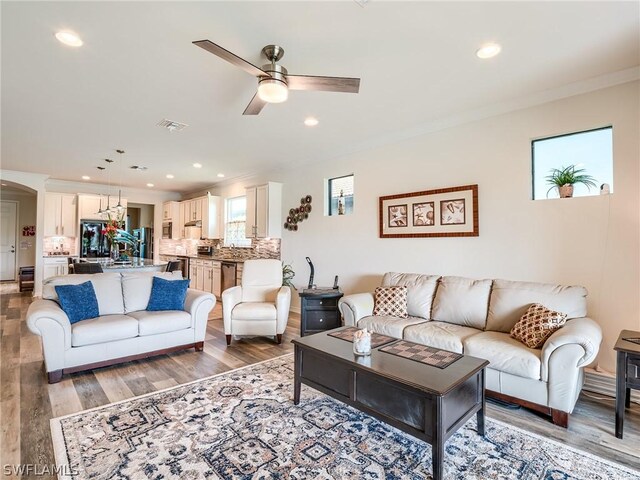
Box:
379, 184, 478, 238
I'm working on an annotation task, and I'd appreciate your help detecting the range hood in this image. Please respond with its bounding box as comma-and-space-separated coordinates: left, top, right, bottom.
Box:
184, 220, 202, 227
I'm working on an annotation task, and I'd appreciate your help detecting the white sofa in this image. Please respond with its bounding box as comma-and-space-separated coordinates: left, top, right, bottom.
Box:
338, 273, 603, 427
27, 271, 216, 383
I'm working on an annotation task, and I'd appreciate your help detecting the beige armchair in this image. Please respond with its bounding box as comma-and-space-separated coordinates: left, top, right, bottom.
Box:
222, 259, 291, 345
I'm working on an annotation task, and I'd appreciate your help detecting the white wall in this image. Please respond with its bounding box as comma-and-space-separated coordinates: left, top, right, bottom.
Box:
212, 82, 638, 373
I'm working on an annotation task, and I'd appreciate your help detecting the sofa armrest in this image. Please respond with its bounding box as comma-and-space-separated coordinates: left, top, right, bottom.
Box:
222, 286, 243, 335
541, 316, 602, 381
338, 293, 374, 326
276, 286, 292, 335
26, 299, 72, 372
184, 289, 216, 341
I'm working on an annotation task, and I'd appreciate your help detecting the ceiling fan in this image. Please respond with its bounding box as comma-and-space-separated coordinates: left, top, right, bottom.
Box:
193, 40, 361, 115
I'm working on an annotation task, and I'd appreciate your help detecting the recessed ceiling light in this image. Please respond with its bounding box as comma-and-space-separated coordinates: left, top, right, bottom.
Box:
476, 43, 501, 59
1, 183, 7, 187
82, 175, 90, 180
217, 173, 225, 178
166, 174, 174, 179
55, 30, 83, 47
304, 117, 319, 127
193, 163, 202, 168
147, 183, 154, 187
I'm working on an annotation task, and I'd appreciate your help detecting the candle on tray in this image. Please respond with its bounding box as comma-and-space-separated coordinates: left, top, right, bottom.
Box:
353, 328, 372, 356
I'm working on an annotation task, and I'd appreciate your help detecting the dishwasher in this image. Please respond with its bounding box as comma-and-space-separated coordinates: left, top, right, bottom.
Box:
221, 262, 237, 291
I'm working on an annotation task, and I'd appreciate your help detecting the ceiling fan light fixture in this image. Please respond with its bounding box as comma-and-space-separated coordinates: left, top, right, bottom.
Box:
257, 78, 288, 104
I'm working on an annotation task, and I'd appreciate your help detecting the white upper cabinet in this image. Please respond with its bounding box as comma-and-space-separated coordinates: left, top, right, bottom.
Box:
162, 201, 180, 222
44, 193, 77, 237
245, 182, 282, 238
177, 195, 221, 239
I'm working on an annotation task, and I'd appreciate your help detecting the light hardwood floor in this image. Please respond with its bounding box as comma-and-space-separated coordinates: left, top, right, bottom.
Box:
1, 290, 639, 478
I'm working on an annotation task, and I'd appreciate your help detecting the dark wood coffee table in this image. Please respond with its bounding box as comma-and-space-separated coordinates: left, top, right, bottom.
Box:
292, 327, 489, 480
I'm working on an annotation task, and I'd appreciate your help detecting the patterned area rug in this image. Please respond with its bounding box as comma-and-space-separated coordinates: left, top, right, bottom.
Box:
51, 355, 638, 479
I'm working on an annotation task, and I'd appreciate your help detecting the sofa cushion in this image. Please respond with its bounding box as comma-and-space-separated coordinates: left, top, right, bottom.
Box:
431, 276, 492, 330
122, 271, 184, 313
373, 286, 408, 318
241, 259, 282, 303
511, 304, 567, 349
54, 281, 99, 324
357, 315, 427, 339
403, 321, 481, 354
71, 314, 139, 347
486, 279, 587, 333
43, 273, 125, 316
381, 272, 440, 319
147, 277, 190, 311
232, 302, 277, 321
464, 331, 541, 380
128, 310, 192, 336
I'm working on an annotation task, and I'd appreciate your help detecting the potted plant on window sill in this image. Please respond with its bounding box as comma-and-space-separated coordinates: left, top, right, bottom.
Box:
546, 165, 598, 198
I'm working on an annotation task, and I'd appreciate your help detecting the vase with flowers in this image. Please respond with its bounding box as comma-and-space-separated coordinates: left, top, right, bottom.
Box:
102, 219, 123, 261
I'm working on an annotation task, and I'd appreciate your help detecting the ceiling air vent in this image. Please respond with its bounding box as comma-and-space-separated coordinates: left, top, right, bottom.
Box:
129, 165, 148, 171
156, 118, 189, 133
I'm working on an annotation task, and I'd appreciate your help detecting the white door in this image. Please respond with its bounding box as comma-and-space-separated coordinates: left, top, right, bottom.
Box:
0, 201, 18, 281
255, 184, 269, 238
60, 194, 77, 237
245, 187, 257, 238
44, 193, 60, 236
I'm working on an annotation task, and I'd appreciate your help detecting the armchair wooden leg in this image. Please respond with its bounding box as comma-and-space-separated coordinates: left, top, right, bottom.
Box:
276, 334, 282, 344
226, 335, 232, 346
48, 370, 63, 384
194, 341, 204, 352
551, 409, 569, 428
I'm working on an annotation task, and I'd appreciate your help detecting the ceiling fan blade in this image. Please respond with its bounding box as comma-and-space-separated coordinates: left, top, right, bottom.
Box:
286, 75, 360, 93
193, 40, 268, 78
242, 93, 267, 115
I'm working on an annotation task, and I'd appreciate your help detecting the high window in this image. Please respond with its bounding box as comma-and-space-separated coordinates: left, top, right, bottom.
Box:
224, 196, 251, 247
532, 127, 613, 200
327, 174, 354, 216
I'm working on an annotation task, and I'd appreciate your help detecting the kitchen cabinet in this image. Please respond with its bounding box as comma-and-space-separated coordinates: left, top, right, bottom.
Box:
43, 257, 73, 279
44, 193, 77, 237
245, 182, 282, 238
189, 259, 222, 298
162, 201, 180, 222
78, 194, 127, 221
178, 195, 222, 239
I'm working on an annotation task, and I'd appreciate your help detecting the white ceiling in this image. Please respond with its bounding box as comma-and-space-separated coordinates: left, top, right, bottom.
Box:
2, 1, 638, 193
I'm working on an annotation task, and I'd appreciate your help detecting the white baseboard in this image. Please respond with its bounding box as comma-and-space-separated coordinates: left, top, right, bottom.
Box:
583, 371, 640, 404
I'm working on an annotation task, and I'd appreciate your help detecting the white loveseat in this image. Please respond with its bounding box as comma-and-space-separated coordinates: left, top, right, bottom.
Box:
338, 273, 603, 427
27, 271, 216, 383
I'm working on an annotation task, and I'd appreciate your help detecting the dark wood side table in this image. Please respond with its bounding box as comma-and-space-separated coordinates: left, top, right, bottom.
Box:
614, 330, 640, 439
298, 288, 343, 336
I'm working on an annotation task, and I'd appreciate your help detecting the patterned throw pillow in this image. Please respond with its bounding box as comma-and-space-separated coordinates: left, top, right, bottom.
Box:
373, 286, 408, 318
511, 303, 568, 349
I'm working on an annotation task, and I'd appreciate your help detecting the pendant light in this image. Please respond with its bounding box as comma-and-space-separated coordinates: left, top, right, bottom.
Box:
115, 149, 125, 212
96, 166, 106, 215
103, 159, 114, 218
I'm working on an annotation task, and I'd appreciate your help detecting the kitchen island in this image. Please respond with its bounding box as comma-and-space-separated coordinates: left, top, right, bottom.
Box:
79, 258, 168, 273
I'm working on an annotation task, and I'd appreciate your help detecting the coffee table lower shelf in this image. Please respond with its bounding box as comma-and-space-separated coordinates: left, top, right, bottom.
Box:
293, 344, 486, 480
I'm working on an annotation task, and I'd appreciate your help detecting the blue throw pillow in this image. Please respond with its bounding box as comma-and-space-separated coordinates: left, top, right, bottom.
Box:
55, 281, 100, 324
147, 276, 190, 311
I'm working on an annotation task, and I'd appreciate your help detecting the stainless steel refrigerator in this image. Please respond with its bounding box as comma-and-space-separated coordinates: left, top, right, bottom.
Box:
133, 228, 153, 259
80, 221, 110, 258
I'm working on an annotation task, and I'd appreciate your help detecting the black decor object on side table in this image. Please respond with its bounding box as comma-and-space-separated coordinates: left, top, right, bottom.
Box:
299, 288, 343, 336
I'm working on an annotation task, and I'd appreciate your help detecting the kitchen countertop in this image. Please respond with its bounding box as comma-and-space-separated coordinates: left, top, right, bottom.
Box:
80, 258, 168, 269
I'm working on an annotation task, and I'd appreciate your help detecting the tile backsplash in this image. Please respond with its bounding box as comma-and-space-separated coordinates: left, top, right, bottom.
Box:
43, 237, 78, 255
159, 237, 280, 260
